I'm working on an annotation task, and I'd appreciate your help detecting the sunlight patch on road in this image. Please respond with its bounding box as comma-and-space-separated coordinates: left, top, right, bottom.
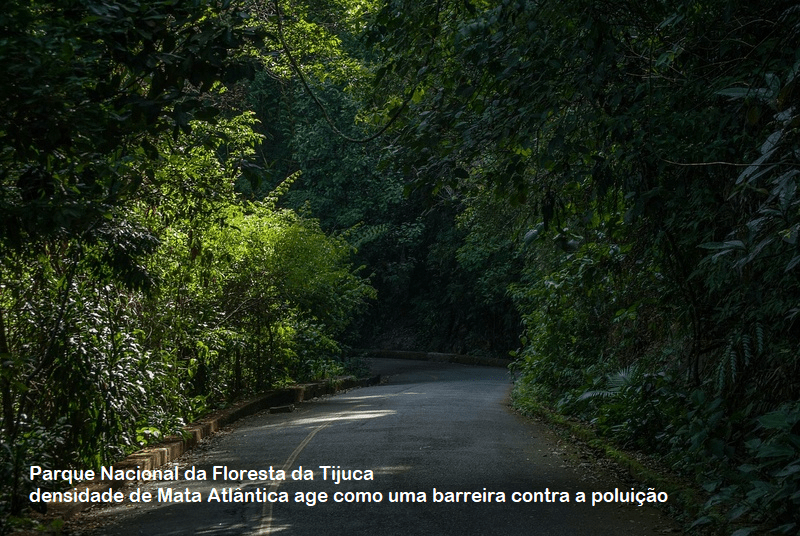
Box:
287, 409, 396, 427
343, 392, 422, 400
255, 523, 291, 534
372, 465, 412, 475
257, 405, 395, 534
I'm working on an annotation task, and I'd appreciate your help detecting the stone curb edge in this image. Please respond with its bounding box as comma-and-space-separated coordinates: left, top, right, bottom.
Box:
355, 349, 511, 368
48, 375, 381, 519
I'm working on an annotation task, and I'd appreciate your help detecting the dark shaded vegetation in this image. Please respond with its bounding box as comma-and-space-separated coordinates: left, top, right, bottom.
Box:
1, 0, 799, 534
364, 1, 800, 533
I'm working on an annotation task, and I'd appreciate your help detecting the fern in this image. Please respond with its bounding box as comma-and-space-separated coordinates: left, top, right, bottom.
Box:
578, 365, 639, 401
264, 171, 302, 210
742, 334, 752, 367
716, 337, 736, 394
342, 223, 391, 249
754, 322, 764, 354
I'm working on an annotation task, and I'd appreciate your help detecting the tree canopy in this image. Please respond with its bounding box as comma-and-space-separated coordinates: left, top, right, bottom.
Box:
2, 0, 799, 533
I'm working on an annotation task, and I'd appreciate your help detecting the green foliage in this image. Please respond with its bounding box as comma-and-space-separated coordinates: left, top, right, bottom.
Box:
731, 404, 800, 533
0, 0, 263, 252
142, 195, 374, 398
2, 0, 798, 533
0, 1, 377, 526
367, 0, 800, 531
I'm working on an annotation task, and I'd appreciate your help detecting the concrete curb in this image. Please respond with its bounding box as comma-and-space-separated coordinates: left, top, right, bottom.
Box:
357, 348, 512, 368
48, 375, 380, 519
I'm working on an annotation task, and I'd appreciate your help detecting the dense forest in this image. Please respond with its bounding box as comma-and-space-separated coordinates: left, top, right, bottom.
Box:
1, 0, 799, 534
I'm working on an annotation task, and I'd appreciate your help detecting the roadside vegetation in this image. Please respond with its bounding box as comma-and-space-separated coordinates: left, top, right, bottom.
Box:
2, 1, 799, 534
0, 0, 374, 528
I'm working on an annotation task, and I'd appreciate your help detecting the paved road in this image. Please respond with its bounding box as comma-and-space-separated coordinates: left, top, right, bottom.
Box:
83, 359, 678, 535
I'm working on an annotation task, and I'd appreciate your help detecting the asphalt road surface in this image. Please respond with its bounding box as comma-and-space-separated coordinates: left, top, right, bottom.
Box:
82, 358, 679, 535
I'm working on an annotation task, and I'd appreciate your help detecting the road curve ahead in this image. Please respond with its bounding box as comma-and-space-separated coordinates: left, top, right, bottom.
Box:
85, 358, 678, 535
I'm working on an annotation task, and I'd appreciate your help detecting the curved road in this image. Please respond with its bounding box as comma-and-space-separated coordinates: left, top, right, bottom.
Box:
83, 358, 678, 535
